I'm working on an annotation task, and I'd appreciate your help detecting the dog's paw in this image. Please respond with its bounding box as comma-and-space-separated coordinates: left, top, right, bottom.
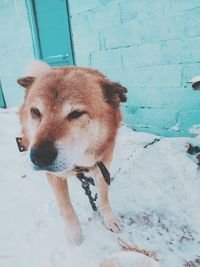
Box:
99, 258, 119, 267
68, 223, 83, 245
102, 210, 121, 233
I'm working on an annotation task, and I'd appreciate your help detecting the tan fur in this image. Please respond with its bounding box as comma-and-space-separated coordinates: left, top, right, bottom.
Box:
99, 238, 160, 267
117, 237, 158, 261
18, 61, 127, 244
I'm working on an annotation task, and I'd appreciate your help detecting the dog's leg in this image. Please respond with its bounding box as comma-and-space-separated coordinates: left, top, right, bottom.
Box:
93, 169, 121, 232
92, 147, 121, 232
47, 173, 82, 245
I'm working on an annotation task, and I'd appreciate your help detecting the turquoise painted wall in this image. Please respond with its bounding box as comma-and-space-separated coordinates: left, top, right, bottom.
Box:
1, 0, 200, 136
0, 0, 34, 107
68, 0, 200, 136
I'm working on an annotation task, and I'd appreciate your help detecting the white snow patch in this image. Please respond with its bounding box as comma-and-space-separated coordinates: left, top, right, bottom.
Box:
170, 123, 180, 132
0, 109, 200, 267
189, 124, 200, 136
188, 75, 200, 83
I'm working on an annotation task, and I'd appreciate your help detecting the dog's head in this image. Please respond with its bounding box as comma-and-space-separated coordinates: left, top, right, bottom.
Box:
17, 61, 127, 173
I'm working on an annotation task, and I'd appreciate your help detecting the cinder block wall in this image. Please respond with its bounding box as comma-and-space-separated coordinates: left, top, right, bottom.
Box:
69, 0, 200, 136
1, 0, 200, 136
0, 0, 34, 107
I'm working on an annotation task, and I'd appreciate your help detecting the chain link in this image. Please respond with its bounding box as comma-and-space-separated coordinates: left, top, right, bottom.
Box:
76, 173, 98, 211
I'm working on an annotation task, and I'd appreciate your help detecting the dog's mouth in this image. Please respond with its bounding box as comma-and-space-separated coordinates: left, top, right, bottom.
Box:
32, 162, 70, 173
31, 162, 96, 175
31, 158, 73, 173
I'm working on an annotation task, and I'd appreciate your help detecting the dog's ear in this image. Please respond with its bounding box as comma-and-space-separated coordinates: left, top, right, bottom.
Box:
100, 79, 127, 107
17, 76, 35, 89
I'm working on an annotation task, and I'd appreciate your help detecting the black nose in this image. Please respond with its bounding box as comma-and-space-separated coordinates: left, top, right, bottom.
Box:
30, 141, 58, 168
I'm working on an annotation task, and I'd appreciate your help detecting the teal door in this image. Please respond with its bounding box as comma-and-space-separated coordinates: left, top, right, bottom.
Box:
26, 0, 74, 66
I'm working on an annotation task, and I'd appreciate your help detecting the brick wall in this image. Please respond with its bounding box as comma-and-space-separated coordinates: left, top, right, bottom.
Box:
1, 0, 200, 136
68, 0, 200, 136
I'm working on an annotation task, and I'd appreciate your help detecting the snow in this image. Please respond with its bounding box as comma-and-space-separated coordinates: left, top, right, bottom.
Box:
170, 123, 180, 132
0, 108, 200, 267
188, 76, 200, 83
189, 124, 200, 136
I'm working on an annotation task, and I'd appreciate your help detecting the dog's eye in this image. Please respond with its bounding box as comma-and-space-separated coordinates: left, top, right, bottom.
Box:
31, 108, 42, 119
68, 110, 86, 120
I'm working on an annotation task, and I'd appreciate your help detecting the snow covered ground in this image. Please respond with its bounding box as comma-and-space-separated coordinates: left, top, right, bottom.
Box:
0, 108, 200, 267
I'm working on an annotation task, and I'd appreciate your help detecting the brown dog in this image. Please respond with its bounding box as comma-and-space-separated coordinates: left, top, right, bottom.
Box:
17, 61, 127, 244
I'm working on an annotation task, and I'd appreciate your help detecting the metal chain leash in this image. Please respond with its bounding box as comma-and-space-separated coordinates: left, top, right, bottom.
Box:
76, 172, 98, 211
75, 161, 111, 211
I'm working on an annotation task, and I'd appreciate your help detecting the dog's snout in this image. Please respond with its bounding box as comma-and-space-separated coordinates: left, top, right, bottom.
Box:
30, 141, 57, 168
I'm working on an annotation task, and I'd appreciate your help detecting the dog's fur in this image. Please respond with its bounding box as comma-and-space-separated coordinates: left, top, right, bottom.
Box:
17, 61, 127, 244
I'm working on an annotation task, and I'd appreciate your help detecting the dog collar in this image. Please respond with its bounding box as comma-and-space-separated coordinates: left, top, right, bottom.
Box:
15, 137, 111, 185
16, 137, 27, 152
74, 161, 110, 185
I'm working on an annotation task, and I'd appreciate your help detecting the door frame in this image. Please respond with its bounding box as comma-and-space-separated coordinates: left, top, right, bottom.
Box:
25, 0, 75, 64
0, 80, 6, 108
